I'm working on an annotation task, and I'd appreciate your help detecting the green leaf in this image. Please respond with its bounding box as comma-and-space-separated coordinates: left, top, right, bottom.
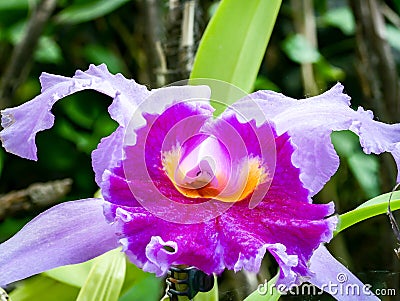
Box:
282, 34, 321, 64
6, 21, 25, 44
386, 24, 400, 52
393, 0, 400, 14
331, 131, 380, 198
0, 0, 38, 10
35, 36, 62, 64
253, 76, 280, 92
314, 58, 345, 82
44, 259, 94, 288
118, 275, 160, 301
190, 0, 281, 108
321, 6, 355, 35
244, 273, 280, 301
84, 44, 127, 74
55, 0, 130, 24
118, 261, 161, 301
0, 217, 30, 241
77, 248, 126, 301
9, 275, 79, 301
335, 191, 400, 235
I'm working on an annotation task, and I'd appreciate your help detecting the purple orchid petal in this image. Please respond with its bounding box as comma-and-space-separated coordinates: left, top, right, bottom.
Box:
0, 64, 148, 161
309, 245, 379, 300
104, 105, 335, 284
231, 83, 400, 195
0, 65, 213, 185
0, 199, 117, 287
110, 205, 223, 276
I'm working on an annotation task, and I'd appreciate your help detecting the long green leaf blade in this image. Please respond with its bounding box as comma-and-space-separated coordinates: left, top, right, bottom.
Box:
77, 249, 126, 301
9, 275, 79, 301
55, 0, 130, 24
335, 191, 400, 235
44, 258, 94, 288
190, 0, 281, 103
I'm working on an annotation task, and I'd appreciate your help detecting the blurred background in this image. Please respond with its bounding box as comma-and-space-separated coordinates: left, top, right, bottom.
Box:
0, 0, 399, 300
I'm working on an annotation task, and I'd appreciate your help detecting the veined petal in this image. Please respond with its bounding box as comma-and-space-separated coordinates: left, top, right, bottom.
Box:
0, 64, 149, 161
0, 65, 212, 185
0, 199, 117, 287
231, 83, 400, 195
104, 114, 335, 283
309, 246, 379, 300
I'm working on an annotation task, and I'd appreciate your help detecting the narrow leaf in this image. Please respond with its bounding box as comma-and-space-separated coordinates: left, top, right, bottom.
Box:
190, 0, 281, 108
282, 34, 321, 64
0, 0, 37, 10
77, 249, 126, 301
321, 6, 355, 35
335, 191, 400, 235
55, 0, 130, 24
44, 259, 94, 288
118, 261, 161, 301
9, 275, 79, 301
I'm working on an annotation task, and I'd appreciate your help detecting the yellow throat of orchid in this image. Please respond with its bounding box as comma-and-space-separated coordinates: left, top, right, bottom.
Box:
162, 135, 268, 202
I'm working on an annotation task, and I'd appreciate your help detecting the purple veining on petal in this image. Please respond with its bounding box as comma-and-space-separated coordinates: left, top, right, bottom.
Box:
117, 100, 238, 224
108, 203, 224, 276
309, 245, 379, 300
218, 200, 337, 285
104, 111, 335, 284
0, 199, 117, 287
230, 83, 400, 195
0, 64, 149, 162
92, 126, 125, 185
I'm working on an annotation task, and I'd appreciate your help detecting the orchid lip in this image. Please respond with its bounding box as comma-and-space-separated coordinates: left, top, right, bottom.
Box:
180, 157, 217, 189
162, 134, 230, 199
162, 132, 268, 202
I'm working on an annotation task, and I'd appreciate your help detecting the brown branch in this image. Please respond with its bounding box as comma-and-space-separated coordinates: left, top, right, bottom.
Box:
350, 0, 400, 123
0, 178, 72, 222
0, 0, 57, 110
137, 0, 165, 87
290, 0, 319, 96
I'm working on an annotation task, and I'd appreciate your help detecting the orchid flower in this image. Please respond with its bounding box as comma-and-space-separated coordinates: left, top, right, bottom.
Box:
1, 64, 399, 300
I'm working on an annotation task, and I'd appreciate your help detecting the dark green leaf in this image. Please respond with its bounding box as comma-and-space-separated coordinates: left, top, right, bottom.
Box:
0, 0, 38, 11
55, 0, 130, 24
83, 44, 127, 74
282, 34, 320, 64
321, 6, 355, 35
332, 131, 380, 198
34, 37, 62, 64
